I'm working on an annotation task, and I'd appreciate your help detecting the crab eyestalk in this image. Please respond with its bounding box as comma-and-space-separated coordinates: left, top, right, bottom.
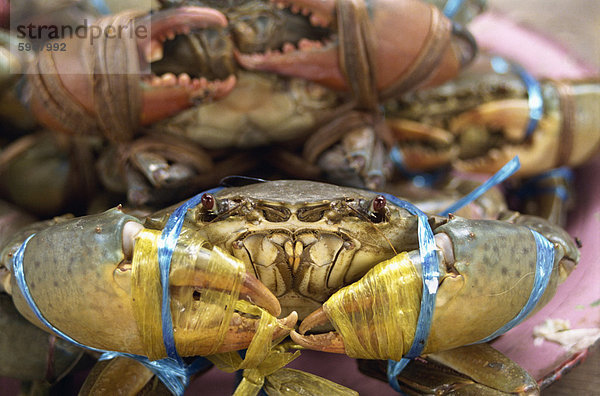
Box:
27, 7, 236, 142
3, 208, 295, 358
237, 0, 477, 103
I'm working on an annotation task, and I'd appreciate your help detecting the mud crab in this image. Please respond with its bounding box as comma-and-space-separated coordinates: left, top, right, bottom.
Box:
24, 0, 476, 142
0, 180, 579, 394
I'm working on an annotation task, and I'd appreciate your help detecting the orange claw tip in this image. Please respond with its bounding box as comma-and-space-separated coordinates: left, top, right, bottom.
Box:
219, 311, 298, 353
290, 330, 347, 354
298, 306, 330, 334
240, 271, 282, 317
168, 268, 281, 317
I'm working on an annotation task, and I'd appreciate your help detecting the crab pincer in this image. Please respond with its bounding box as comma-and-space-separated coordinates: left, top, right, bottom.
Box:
3, 208, 296, 359
28, 7, 237, 142
237, 0, 477, 104
291, 214, 579, 360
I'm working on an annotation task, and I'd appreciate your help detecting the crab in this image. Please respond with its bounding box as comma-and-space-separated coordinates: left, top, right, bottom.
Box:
0, 180, 579, 394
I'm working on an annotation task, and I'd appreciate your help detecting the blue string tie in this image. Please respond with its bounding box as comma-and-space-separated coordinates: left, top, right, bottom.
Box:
491, 56, 544, 139
383, 156, 555, 393
379, 196, 440, 392
474, 229, 555, 344
438, 156, 521, 216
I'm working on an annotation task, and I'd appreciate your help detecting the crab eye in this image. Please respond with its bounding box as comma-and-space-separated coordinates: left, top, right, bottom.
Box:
373, 195, 386, 212
201, 193, 215, 210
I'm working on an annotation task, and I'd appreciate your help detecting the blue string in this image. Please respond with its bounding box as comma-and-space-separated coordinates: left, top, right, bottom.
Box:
379, 195, 440, 392
158, 187, 223, 362
491, 56, 544, 139
443, 0, 467, 18
384, 226, 555, 392
12, 235, 108, 355
383, 156, 557, 393
475, 229, 555, 343
438, 156, 521, 216
12, 233, 209, 395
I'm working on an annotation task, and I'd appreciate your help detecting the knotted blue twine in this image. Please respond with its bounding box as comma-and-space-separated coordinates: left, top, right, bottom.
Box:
12, 187, 225, 396
491, 56, 544, 139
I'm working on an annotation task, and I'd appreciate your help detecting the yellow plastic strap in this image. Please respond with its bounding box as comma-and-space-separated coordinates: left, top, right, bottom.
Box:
131, 229, 247, 359
324, 252, 422, 361
171, 245, 244, 357
208, 301, 299, 396
131, 229, 166, 360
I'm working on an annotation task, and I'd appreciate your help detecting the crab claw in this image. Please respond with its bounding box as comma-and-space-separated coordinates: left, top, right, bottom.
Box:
292, 214, 581, 361
217, 311, 298, 353
291, 307, 346, 354
123, 221, 297, 356
387, 118, 459, 172
291, 249, 428, 360
452, 79, 600, 177
166, 255, 283, 318
237, 0, 476, 101
28, 7, 236, 141
5, 209, 293, 358
139, 7, 237, 124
